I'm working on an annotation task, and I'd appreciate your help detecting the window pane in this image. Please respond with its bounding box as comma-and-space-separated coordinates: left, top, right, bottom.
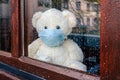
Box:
25, 0, 100, 75
63, 0, 69, 9
76, 1, 81, 10
0, 0, 11, 52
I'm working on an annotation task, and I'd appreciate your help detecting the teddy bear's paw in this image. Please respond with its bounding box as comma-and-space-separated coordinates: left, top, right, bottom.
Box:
34, 55, 52, 63
66, 61, 87, 72
42, 57, 52, 62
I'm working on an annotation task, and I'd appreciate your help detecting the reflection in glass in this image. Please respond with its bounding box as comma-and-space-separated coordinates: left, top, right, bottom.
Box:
0, 0, 11, 52
67, 0, 100, 75
26, 0, 100, 75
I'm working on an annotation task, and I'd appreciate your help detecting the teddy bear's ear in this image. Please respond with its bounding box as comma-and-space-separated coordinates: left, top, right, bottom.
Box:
62, 10, 76, 28
32, 12, 42, 28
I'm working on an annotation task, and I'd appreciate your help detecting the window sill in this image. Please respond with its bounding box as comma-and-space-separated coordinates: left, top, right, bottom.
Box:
0, 51, 100, 80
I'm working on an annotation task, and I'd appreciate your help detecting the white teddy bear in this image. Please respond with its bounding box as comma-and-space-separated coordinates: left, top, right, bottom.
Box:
28, 8, 87, 71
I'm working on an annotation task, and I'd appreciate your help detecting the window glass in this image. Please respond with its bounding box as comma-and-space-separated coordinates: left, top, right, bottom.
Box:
0, 0, 11, 52
87, 17, 90, 26
63, 0, 69, 9
76, 1, 81, 10
25, 0, 100, 75
87, 3, 90, 11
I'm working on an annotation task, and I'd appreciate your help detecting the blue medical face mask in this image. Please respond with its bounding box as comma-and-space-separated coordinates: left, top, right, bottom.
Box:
39, 29, 64, 47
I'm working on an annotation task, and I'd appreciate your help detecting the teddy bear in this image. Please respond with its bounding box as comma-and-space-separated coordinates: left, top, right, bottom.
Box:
28, 8, 87, 72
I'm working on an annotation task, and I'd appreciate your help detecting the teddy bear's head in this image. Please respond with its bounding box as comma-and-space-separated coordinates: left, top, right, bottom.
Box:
32, 8, 76, 47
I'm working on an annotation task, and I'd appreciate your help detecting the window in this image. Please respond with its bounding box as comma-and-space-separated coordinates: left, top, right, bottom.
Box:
26, 0, 100, 75
93, 4, 99, 12
0, 0, 9, 3
0, 0, 120, 80
38, 0, 43, 6
87, 3, 90, 11
38, 0, 52, 7
0, 0, 11, 52
94, 17, 100, 26
63, 0, 69, 9
76, 18, 81, 27
87, 17, 90, 26
76, 1, 81, 10
52, 0, 61, 10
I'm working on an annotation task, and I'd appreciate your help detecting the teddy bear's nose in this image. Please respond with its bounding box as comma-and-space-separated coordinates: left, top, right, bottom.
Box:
44, 26, 48, 29
56, 25, 61, 29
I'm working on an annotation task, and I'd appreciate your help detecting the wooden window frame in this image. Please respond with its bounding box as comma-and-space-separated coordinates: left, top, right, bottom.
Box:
0, 0, 120, 80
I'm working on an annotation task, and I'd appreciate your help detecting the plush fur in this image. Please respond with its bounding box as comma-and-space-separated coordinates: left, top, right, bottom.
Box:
28, 8, 87, 71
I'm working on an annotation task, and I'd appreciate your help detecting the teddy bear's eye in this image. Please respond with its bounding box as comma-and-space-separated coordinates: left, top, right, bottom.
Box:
56, 25, 61, 29
44, 26, 47, 29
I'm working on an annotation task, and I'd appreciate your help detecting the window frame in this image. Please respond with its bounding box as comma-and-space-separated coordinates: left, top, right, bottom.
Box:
0, 0, 120, 80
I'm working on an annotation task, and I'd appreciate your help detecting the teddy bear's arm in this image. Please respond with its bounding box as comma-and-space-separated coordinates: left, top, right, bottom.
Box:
63, 40, 87, 71
64, 39, 84, 62
34, 53, 52, 63
65, 60, 87, 72
28, 38, 42, 58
